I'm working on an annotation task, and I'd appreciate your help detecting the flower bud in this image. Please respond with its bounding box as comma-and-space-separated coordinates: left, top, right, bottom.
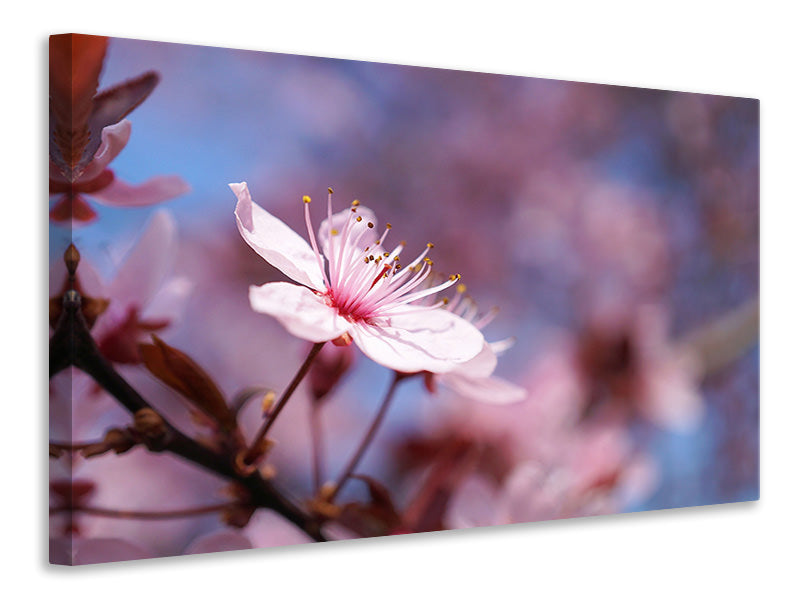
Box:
63, 244, 80, 277
309, 343, 354, 402
133, 408, 169, 448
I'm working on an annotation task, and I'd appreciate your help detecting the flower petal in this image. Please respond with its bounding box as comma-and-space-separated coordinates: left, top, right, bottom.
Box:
318, 204, 379, 261
91, 174, 189, 207
445, 475, 500, 529
498, 462, 561, 523
448, 342, 498, 378
641, 353, 704, 431
437, 372, 527, 404
352, 308, 484, 373
142, 275, 194, 325
249, 282, 349, 343
77, 120, 132, 182
107, 210, 177, 311
232, 182, 325, 290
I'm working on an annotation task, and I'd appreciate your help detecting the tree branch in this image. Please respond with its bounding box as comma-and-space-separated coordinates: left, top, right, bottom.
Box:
49, 290, 326, 542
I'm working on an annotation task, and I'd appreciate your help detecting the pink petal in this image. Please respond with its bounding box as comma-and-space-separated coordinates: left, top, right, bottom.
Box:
641, 354, 704, 431
184, 530, 253, 555
318, 204, 379, 261
107, 211, 177, 312
499, 462, 561, 523
92, 174, 190, 207
142, 276, 193, 325
77, 120, 132, 182
231, 182, 326, 290
438, 373, 527, 404
243, 509, 313, 548
351, 309, 484, 373
449, 342, 498, 378
445, 475, 500, 529
249, 282, 349, 342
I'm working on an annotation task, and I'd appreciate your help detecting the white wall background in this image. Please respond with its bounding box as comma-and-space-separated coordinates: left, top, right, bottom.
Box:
7, 2, 796, 598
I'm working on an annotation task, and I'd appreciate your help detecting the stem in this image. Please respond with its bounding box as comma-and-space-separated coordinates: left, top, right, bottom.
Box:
329, 371, 407, 501
310, 403, 325, 492
51, 502, 238, 520
243, 342, 325, 464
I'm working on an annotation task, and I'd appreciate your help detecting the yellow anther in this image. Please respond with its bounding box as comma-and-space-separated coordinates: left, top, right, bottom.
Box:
449, 274, 457, 281
367, 222, 374, 229
302, 195, 312, 204
356, 216, 363, 222
364, 257, 370, 263
424, 257, 433, 265
386, 223, 392, 229
352, 199, 360, 207
427, 242, 434, 249
331, 229, 339, 236
328, 187, 334, 194
393, 256, 400, 261
442, 297, 450, 305
456, 283, 467, 294
383, 252, 390, 257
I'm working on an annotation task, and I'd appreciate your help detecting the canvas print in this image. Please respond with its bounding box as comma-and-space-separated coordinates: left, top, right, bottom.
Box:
48, 34, 759, 566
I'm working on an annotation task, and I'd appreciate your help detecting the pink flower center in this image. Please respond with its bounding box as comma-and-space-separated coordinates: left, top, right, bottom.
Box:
302, 190, 461, 325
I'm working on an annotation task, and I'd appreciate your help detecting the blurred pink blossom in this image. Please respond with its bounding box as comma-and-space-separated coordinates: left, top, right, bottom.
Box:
446, 428, 657, 529
49, 120, 189, 223
573, 303, 704, 432
88, 211, 193, 364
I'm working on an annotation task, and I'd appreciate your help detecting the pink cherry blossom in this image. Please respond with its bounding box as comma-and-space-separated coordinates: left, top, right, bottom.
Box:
49, 120, 190, 223
572, 303, 705, 432
94, 212, 192, 364
446, 429, 657, 529
231, 182, 484, 373
426, 285, 526, 404
50, 211, 192, 364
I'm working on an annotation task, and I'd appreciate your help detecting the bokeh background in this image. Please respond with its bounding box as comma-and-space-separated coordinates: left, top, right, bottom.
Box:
51, 36, 758, 559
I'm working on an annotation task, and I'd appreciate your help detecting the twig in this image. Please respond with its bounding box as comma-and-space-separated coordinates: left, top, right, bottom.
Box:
329, 371, 411, 501
310, 402, 325, 492
243, 341, 325, 464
